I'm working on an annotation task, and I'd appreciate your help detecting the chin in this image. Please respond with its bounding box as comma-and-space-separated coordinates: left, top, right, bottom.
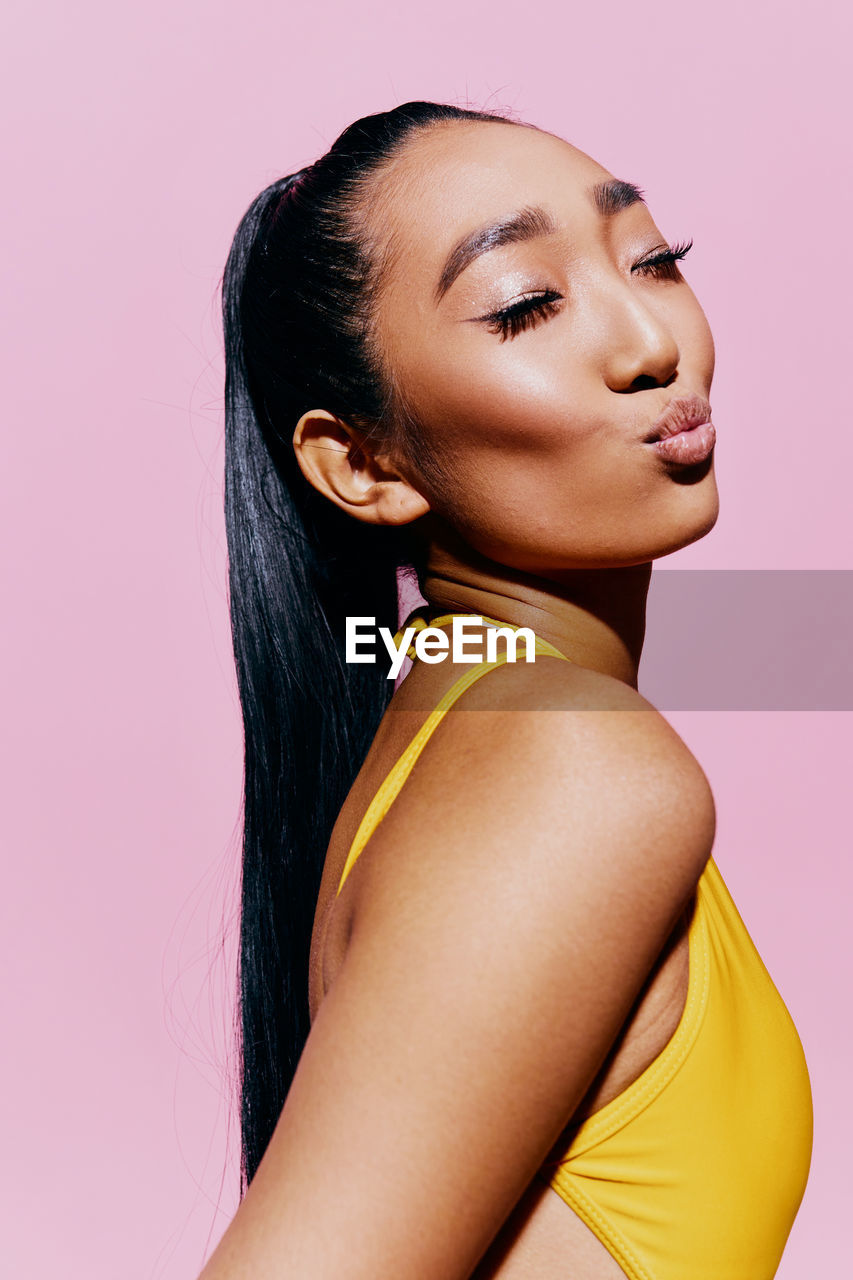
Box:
651, 487, 720, 560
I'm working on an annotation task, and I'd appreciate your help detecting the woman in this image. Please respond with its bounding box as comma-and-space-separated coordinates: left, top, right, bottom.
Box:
200, 101, 813, 1278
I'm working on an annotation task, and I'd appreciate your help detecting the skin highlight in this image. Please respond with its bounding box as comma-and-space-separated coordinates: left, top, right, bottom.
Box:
292, 120, 718, 689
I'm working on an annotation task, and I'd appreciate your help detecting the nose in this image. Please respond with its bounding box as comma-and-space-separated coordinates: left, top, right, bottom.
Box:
600, 286, 681, 393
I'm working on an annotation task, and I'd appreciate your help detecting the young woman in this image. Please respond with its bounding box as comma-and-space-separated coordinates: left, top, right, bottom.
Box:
200, 101, 813, 1279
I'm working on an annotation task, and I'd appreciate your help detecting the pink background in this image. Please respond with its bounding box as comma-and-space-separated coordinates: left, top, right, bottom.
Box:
3, 1, 849, 1275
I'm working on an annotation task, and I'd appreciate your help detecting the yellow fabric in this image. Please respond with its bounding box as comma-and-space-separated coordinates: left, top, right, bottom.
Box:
335, 612, 813, 1278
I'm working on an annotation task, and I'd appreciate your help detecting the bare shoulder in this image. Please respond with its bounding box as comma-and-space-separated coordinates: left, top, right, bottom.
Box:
199, 655, 716, 1278
490, 652, 715, 816
354, 653, 716, 921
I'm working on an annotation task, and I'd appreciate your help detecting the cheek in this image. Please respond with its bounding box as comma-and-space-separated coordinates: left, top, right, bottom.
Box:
397, 340, 641, 556
400, 324, 601, 463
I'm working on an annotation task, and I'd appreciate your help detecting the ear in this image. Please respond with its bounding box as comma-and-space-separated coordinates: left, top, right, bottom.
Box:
292, 409, 431, 526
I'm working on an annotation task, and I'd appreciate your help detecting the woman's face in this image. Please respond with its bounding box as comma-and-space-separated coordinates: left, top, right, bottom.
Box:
367, 120, 719, 572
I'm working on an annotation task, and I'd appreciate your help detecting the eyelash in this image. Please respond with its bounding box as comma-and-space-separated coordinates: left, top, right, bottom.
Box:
483, 239, 694, 342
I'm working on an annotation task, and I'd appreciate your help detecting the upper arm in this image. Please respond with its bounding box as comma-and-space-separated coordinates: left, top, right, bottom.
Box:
199, 666, 715, 1280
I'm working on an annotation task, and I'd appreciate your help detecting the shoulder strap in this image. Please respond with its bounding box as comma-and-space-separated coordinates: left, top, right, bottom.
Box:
335, 614, 568, 897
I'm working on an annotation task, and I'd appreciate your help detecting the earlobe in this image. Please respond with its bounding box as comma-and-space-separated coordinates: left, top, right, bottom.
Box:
292, 408, 431, 527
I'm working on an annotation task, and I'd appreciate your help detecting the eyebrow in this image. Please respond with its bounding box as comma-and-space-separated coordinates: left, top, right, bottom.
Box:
433, 177, 646, 305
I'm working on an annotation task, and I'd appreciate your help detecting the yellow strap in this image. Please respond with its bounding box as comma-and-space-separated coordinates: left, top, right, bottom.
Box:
335, 613, 568, 896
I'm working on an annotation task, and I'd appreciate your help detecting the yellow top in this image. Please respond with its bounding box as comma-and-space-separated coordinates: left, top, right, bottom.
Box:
336, 612, 813, 1279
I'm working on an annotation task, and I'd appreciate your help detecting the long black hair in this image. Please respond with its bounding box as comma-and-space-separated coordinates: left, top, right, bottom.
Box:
221, 100, 526, 1191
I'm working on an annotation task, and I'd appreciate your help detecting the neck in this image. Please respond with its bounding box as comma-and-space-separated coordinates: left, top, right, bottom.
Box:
418, 523, 652, 689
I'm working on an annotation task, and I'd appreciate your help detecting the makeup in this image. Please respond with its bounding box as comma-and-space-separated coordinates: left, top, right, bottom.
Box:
650, 420, 716, 464
643, 392, 716, 465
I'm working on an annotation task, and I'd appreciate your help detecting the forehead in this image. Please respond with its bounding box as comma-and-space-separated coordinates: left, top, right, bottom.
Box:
367, 121, 615, 286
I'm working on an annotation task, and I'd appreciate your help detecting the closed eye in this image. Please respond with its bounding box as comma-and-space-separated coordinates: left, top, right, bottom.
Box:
631, 239, 693, 282
479, 239, 693, 343
481, 290, 564, 342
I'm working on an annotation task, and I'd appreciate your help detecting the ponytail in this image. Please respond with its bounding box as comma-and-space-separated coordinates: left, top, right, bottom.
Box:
221, 101, 522, 1191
